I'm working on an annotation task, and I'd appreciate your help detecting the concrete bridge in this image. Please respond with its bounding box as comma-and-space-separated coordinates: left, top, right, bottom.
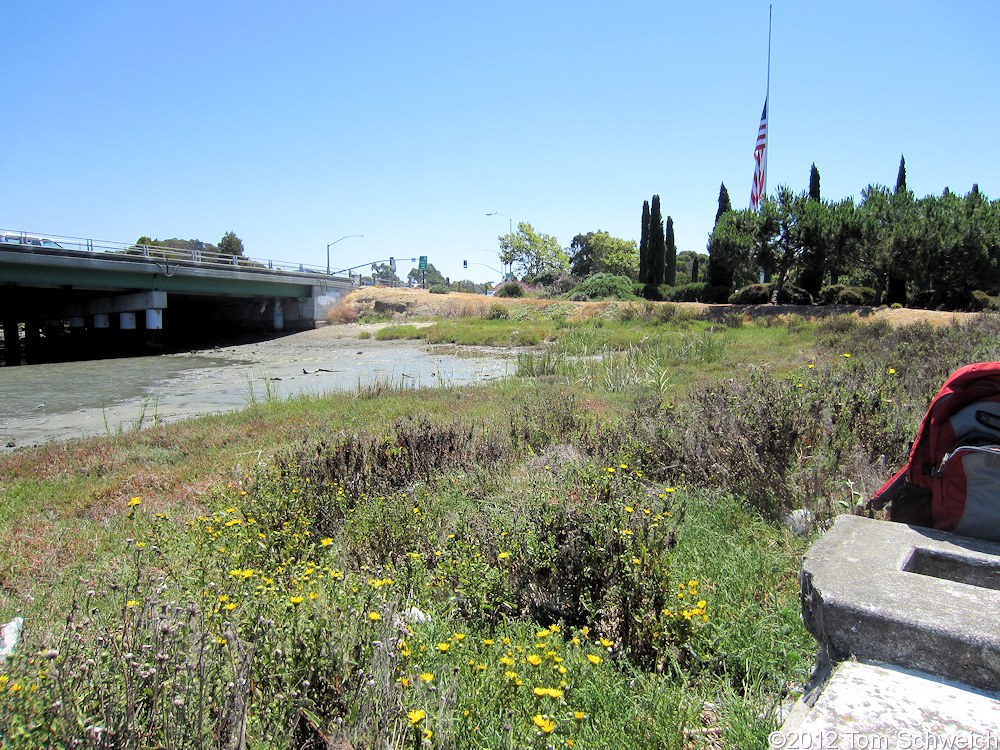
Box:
0, 231, 354, 365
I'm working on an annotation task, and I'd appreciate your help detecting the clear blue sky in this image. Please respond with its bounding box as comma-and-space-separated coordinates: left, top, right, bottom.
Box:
5, 1, 997, 283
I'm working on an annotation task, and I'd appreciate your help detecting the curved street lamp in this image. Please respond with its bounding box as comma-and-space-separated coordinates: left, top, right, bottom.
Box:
326, 234, 364, 275
486, 212, 512, 235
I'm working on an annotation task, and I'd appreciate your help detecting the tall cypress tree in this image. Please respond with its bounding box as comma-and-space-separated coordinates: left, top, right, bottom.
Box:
809, 163, 821, 202
648, 195, 666, 288
638, 200, 650, 284
664, 216, 677, 286
715, 183, 732, 225
800, 164, 825, 299
887, 155, 909, 306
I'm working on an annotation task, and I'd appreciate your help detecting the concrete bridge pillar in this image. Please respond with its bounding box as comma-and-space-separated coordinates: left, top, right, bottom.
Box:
272, 299, 284, 331
2, 320, 19, 366
23, 321, 41, 364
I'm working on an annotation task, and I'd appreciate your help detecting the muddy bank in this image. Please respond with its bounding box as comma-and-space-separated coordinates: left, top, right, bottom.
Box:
0, 324, 513, 450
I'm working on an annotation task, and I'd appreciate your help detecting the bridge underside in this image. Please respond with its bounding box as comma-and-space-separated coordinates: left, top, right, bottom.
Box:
1, 287, 322, 366
0, 247, 352, 365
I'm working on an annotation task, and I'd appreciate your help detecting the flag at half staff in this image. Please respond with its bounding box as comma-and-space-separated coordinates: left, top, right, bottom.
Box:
750, 98, 768, 210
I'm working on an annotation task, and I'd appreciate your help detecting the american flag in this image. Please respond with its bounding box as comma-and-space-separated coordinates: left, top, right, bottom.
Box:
750, 98, 768, 210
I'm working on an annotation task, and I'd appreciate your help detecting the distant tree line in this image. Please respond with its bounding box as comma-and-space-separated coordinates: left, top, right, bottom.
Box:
133, 231, 246, 262
707, 158, 1000, 309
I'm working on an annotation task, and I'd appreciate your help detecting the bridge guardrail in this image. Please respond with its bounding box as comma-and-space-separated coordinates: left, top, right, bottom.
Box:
0, 229, 340, 278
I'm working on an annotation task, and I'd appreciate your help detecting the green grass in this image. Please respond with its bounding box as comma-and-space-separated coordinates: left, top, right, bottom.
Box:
3, 306, 998, 747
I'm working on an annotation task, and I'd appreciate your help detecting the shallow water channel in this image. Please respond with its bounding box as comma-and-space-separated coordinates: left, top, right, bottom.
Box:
0, 327, 514, 450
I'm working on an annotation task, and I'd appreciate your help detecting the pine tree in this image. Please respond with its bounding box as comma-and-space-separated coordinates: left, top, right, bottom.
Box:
647, 195, 666, 289
895, 155, 907, 194
809, 164, 821, 202
218, 231, 245, 259
715, 183, 732, 225
638, 200, 650, 284
664, 216, 677, 286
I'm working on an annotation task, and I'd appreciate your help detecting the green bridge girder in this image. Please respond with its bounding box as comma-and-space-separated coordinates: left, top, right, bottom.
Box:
0, 246, 333, 299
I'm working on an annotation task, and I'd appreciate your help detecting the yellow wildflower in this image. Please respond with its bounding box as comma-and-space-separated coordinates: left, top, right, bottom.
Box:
407, 709, 426, 726
533, 687, 564, 699
532, 715, 556, 734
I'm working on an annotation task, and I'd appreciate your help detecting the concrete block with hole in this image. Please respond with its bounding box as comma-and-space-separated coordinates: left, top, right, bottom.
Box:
778, 514, 1000, 739
799, 514, 1000, 692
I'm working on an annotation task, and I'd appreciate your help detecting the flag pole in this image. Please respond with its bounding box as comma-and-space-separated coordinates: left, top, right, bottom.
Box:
764, 4, 772, 200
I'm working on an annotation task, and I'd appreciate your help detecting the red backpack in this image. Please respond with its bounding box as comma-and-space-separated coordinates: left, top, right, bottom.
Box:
871, 362, 1000, 542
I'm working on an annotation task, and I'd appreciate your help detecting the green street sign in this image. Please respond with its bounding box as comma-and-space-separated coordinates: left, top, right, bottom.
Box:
419, 256, 428, 270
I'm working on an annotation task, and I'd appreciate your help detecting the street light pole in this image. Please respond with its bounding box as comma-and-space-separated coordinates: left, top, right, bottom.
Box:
326, 234, 365, 275
486, 212, 512, 235
486, 212, 513, 276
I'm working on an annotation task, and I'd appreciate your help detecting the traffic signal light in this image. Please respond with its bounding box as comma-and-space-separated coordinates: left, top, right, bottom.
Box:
463, 260, 468, 269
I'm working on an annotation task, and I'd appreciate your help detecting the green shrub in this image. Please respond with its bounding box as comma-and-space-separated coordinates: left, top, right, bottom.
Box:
641, 283, 664, 301
729, 284, 770, 304
567, 273, 636, 301
818, 285, 876, 306
817, 285, 845, 305
970, 290, 996, 311
836, 287, 872, 306
700, 284, 733, 303
494, 281, 525, 298
486, 302, 509, 320
664, 283, 705, 302
730, 283, 813, 305
429, 283, 450, 295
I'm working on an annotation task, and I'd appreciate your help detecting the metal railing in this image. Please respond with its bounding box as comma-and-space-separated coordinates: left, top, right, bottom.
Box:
0, 229, 337, 277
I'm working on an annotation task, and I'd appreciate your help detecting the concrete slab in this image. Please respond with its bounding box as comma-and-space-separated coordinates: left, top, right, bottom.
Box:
778, 660, 1000, 747
800, 514, 1000, 693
